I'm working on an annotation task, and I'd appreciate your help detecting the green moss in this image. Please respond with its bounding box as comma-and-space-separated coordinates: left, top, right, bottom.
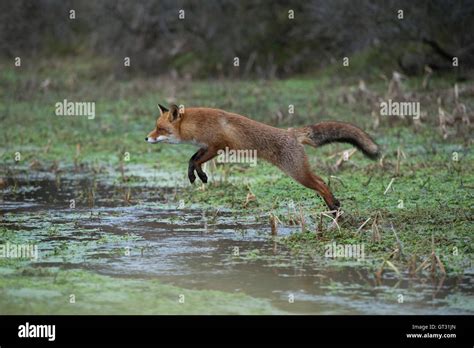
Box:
0, 268, 280, 314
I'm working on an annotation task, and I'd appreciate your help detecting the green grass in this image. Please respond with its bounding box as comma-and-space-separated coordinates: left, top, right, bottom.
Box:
0, 223, 280, 314
0, 267, 279, 314
0, 55, 473, 277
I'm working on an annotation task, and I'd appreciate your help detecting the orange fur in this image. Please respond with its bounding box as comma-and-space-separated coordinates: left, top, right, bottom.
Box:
146, 104, 379, 211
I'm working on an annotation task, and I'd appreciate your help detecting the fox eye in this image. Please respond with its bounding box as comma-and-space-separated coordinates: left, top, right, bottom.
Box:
157, 127, 169, 134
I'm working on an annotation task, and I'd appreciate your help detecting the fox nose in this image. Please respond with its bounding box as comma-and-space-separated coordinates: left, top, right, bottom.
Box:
145, 137, 148, 141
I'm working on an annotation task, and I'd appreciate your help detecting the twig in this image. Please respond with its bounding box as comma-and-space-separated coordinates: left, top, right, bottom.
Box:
390, 223, 403, 258
299, 205, 306, 233
384, 178, 395, 195
356, 217, 371, 234
435, 253, 446, 275
321, 210, 343, 231
270, 213, 278, 236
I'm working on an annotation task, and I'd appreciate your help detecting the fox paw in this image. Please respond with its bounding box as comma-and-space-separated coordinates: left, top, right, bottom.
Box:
188, 172, 196, 184
197, 172, 208, 183
328, 199, 341, 216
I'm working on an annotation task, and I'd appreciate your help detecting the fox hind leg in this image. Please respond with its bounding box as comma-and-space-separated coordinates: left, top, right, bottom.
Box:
282, 157, 340, 212
301, 172, 340, 212
306, 173, 340, 212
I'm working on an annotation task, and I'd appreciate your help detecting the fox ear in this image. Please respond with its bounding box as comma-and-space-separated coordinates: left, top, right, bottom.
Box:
168, 104, 181, 122
158, 104, 168, 117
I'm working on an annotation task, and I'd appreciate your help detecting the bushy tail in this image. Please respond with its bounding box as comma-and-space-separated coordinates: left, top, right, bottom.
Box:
295, 121, 380, 159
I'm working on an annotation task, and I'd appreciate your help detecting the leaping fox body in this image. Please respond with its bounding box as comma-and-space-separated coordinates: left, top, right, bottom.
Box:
146, 104, 380, 211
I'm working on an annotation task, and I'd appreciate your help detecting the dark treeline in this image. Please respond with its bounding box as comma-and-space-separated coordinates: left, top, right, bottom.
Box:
0, 0, 473, 78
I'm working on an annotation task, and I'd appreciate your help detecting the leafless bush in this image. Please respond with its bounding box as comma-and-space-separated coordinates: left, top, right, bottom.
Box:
0, 0, 473, 78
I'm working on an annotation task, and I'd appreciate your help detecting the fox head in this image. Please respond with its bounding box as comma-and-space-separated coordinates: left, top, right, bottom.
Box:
145, 104, 183, 144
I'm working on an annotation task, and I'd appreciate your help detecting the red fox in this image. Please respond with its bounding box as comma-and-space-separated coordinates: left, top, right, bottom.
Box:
146, 104, 380, 212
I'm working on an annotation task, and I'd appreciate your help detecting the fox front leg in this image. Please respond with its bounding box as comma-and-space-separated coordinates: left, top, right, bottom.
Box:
188, 149, 208, 184
187, 161, 197, 184
195, 166, 208, 183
